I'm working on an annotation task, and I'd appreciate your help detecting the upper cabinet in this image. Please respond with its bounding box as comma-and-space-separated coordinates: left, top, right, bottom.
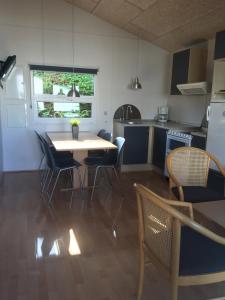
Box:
214, 29, 225, 60
170, 49, 189, 95
170, 47, 207, 95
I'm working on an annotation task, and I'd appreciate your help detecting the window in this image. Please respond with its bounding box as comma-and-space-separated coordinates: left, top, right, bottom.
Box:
30, 65, 98, 119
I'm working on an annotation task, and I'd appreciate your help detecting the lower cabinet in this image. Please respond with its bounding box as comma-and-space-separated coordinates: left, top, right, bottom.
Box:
123, 126, 149, 164
191, 135, 206, 150
152, 127, 168, 170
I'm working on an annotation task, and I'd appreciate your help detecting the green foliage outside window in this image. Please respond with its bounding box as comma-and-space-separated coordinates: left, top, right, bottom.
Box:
33, 71, 94, 96
37, 101, 92, 118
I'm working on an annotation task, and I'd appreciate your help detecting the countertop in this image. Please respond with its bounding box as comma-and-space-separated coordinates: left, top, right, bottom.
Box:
114, 119, 207, 138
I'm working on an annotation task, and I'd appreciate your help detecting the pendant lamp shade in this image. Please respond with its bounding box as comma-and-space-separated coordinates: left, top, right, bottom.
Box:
67, 83, 80, 97
133, 77, 142, 90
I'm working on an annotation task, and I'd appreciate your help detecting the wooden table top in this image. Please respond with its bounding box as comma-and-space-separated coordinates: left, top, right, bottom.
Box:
47, 131, 117, 151
194, 200, 225, 229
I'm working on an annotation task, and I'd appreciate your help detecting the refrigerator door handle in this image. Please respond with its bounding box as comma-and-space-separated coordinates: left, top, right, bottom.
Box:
206, 105, 211, 121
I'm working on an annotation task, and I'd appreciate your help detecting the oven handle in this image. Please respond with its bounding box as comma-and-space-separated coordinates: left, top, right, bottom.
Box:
166, 135, 192, 143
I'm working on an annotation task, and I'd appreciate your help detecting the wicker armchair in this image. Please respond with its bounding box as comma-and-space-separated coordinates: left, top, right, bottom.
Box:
166, 147, 225, 203
135, 183, 225, 300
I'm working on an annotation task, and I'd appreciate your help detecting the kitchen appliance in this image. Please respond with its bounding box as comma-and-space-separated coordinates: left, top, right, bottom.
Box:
158, 106, 169, 123
206, 101, 225, 169
176, 81, 208, 95
164, 130, 192, 176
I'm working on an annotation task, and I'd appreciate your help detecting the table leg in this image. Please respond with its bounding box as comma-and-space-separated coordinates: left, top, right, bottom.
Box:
73, 150, 88, 188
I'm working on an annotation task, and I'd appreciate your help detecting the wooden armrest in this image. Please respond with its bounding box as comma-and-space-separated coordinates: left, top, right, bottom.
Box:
163, 198, 193, 219
210, 153, 225, 178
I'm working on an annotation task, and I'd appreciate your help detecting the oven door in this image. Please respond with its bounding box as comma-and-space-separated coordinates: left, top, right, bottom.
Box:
164, 135, 192, 176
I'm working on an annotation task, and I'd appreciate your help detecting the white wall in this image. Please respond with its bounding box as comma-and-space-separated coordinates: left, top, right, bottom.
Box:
0, 0, 169, 171
167, 95, 208, 126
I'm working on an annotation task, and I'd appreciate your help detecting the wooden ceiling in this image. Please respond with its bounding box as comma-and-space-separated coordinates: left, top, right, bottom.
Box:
65, 0, 225, 52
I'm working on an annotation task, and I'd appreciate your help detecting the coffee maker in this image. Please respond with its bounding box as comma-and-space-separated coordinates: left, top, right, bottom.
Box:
157, 106, 169, 123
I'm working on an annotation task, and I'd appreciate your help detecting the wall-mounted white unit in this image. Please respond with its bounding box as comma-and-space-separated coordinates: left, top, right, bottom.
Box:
176, 81, 208, 95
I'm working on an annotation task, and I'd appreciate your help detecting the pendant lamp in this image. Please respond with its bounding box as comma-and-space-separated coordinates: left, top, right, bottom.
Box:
132, 37, 142, 90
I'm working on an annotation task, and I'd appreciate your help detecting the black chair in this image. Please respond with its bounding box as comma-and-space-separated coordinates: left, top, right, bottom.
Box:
44, 133, 73, 161
97, 129, 106, 138
84, 137, 125, 201
40, 136, 82, 206
89, 130, 112, 158
102, 131, 112, 142
35, 131, 74, 192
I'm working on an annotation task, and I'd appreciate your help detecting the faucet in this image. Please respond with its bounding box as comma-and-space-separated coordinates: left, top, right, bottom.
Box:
125, 105, 133, 120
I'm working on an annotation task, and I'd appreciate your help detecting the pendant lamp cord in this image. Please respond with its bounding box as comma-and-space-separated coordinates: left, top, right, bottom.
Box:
72, 0, 75, 81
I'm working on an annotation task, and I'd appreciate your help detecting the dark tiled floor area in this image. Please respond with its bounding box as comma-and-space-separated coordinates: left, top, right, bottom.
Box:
0, 170, 225, 300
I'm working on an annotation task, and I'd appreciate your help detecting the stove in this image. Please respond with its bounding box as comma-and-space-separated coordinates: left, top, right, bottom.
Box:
164, 129, 193, 176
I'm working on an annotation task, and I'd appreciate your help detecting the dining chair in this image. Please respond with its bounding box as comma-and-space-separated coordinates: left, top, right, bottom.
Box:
89, 130, 112, 158
84, 137, 125, 201
97, 129, 106, 138
35, 130, 45, 171
135, 183, 225, 300
35, 131, 74, 191
166, 147, 225, 203
41, 136, 82, 206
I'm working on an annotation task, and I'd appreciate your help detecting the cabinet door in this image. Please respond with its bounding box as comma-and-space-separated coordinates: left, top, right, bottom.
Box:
214, 29, 225, 60
191, 135, 206, 150
152, 127, 168, 170
123, 126, 149, 164
207, 169, 225, 195
170, 49, 190, 95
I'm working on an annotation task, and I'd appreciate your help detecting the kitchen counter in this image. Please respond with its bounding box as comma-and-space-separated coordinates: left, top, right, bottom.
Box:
113, 119, 207, 173
114, 119, 207, 137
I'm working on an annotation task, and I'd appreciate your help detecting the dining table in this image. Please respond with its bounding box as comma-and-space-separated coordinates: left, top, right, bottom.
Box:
47, 131, 117, 188
193, 200, 225, 237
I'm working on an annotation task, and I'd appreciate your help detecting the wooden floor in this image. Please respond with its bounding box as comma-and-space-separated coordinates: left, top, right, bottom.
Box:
0, 170, 225, 300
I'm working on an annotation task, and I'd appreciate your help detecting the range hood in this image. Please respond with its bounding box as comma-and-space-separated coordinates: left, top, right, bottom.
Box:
176, 81, 208, 95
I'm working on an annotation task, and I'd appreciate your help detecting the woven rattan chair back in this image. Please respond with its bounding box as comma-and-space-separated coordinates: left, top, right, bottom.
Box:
141, 191, 173, 270
135, 183, 225, 300
166, 147, 210, 187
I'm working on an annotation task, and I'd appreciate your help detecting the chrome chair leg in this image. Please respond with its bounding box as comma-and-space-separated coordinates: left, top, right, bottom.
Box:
48, 170, 61, 206
91, 166, 101, 201
42, 168, 50, 193
69, 169, 73, 187
46, 170, 54, 196
39, 154, 45, 170
112, 167, 119, 181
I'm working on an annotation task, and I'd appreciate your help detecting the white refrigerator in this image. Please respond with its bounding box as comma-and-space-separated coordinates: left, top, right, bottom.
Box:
206, 101, 225, 169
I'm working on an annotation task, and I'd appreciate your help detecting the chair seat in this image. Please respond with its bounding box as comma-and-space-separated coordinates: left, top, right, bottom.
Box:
172, 186, 225, 203
52, 149, 73, 160
55, 158, 81, 169
84, 156, 105, 166
88, 150, 105, 158
180, 226, 225, 276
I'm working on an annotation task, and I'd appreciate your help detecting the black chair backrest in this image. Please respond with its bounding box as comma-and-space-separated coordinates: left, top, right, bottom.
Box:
104, 137, 125, 167
102, 131, 112, 142
35, 130, 45, 155
97, 129, 106, 138
40, 136, 56, 170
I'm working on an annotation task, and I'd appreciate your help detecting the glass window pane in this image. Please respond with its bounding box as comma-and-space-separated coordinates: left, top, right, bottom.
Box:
33, 71, 94, 96
37, 101, 92, 118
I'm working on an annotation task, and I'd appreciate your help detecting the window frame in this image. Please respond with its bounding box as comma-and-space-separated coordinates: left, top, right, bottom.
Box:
30, 66, 98, 124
